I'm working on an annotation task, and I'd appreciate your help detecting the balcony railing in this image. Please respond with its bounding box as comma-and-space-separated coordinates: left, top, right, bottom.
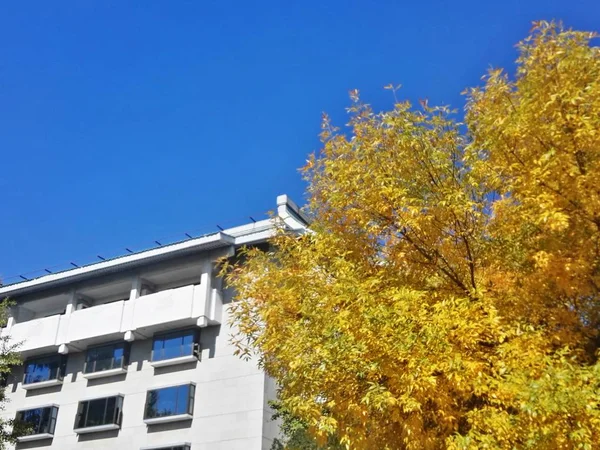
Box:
4, 315, 62, 353
22, 355, 67, 390
67, 300, 125, 343
2, 283, 222, 355
83, 355, 124, 374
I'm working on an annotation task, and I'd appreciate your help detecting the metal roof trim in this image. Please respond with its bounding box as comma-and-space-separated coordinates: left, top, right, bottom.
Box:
0, 232, 234, 297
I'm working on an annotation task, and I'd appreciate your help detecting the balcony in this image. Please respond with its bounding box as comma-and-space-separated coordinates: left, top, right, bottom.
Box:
67, 301, 125, 343
3, 315, 62, 354
2, 283, 222, 354
132, 285, 196, 330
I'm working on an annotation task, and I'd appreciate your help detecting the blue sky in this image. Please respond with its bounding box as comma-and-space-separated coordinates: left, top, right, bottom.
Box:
0, 1, 598, 282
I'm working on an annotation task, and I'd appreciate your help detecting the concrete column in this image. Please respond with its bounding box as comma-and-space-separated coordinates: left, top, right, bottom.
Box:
122, 276, 152, 341
195, 260, 213, 327
129, 276, 143, 300
64, 290, 77, 315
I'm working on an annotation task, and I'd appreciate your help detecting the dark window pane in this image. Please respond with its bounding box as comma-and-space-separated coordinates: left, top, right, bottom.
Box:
75, 402, 86, 429
49, 407, 58, 434
21, 409, 42, 434
152, 330, 197, 361
94, 346, 115, 371
162, 335, 183, 360
24, 356, 63, 384
145, 391, 158, 418
181, 333, 194, 358
106, 396, 116, 423
84, 343, 127, 373
145, 384, 194, 419
152, 338, 163, 360
113, 346, 124, 367
188, 384, 195, 415
176, 385, 189, 414
17, 407, 57, 435
157, 386, 178, 416
85, 398, 107, 427
40, 408, 51, 433
75, 396, 122, 429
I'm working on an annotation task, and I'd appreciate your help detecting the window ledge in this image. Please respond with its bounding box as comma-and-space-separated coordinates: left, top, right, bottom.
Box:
140, 443, 191, 450
17, 433, 54, 442
149, 354, 197, 368
144, 413, 193, 425
74, 423, 120, 434
82, 367, 127, 380
22, 378, 62, 390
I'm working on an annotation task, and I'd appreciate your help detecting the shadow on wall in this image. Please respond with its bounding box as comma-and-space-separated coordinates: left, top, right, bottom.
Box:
77, 429, 119, 442
8, 366, 22, 394
16, 437, 54, 449
201, 324, 220, 360
154, 361, 198, 376
222, 284, 235, 306
147, 419, 192, 434
25, 383, 63, 398
127, 337, 151, 372
86, 372, 127, 387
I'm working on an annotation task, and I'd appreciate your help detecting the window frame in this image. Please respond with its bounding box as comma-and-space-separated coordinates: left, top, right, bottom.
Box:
144, 383, 196, 420
15, 405, 59, 437
151, 328, 200, 362
83, 341, 130, 374
22, 354, 67, 385
74, 395, 124, 431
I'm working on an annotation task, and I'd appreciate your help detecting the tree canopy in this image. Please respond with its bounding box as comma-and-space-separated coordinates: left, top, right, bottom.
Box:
223, 22, 600, 449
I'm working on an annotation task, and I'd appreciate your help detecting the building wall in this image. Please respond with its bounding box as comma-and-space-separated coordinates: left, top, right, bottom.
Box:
3, 303, 277, 450
0, 195, 308, 450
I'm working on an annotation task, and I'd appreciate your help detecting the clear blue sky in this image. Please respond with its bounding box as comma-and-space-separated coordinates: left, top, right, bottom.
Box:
1, 1, 598, 283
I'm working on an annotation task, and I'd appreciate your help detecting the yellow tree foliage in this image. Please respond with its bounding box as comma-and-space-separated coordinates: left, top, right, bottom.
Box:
223, 22, 600, 449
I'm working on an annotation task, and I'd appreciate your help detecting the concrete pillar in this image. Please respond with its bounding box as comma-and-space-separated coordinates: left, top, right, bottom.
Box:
64, 290, 77, 315
129, 276, 143, 300
194, 260, 213, 327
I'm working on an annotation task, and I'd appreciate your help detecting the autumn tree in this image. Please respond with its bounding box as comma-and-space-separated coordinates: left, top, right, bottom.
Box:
223, 22, 600, 449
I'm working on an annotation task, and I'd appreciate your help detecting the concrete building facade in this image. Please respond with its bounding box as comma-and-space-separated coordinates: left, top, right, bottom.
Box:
0, 195, 307, 450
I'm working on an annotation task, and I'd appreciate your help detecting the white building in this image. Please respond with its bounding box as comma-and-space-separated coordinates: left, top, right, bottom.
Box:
0, 195, 308, 450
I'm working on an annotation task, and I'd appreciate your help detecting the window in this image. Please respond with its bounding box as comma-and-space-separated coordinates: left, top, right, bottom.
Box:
74, 395, 123, 430
23, 355, 66, 385
151, 329, 199, 362
144, 384, 195, 420
15, 406, 58, 437
84, 342, 129, 374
